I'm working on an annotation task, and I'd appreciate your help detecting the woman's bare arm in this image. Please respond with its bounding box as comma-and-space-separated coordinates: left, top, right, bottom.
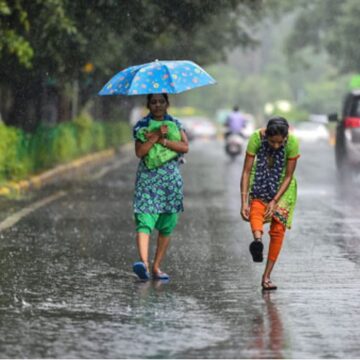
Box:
240, 153, 255, 220
240, 154, 254, 202
135, 130, 161, 158
135, 129, 189, 158
264, 158, 298, 217
158, 130, 189, 154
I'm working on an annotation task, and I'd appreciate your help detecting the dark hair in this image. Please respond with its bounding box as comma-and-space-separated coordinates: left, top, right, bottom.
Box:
233, 105, 239, 111
146, 93, 169, 108
265, 116, 289, 137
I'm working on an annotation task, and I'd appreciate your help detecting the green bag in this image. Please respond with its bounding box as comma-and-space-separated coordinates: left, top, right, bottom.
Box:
136, 120, 181, 169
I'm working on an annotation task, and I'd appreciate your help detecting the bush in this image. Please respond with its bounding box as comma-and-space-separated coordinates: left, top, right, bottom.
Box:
0, 124, 33, 182
73, 112, 94, 154
0, 116, 132, 184
51, 123, 78, 164
7, 131, 33, 180
104, 122, 132, 147
29, 125, 57, 170
91, 122, 106, 151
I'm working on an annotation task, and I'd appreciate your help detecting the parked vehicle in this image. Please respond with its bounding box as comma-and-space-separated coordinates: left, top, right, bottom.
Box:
328, 89, 360, 173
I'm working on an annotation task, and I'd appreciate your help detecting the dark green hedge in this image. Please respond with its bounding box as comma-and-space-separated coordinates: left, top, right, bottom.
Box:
0, 113, 131, 183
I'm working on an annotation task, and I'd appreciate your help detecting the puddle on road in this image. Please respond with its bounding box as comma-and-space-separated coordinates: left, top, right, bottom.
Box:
0, 230, 231, 359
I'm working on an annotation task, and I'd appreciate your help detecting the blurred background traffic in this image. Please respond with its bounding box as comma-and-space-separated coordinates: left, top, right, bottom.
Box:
1, 0, 360, 184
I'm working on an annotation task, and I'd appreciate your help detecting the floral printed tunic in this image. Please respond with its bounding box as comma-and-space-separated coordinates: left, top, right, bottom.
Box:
133, 115, 184, 214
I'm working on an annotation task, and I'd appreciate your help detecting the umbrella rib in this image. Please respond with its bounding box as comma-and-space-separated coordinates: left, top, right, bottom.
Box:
163, 64, 177, 93
126, 67, 143, 95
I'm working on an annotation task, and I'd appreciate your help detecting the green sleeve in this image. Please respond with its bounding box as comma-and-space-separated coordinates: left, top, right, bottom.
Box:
286, 134, 300, 159
246, 130, 261, 155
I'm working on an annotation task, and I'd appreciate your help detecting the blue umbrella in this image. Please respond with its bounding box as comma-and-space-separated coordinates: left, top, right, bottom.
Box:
98, 60, 216, 96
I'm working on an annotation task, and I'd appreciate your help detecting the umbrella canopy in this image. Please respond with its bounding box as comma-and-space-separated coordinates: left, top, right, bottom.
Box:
98, 60, 216, 96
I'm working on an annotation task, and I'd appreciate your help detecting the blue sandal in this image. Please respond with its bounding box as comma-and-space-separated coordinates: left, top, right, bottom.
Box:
133, 261, 150, 280
152, 271, 170, 280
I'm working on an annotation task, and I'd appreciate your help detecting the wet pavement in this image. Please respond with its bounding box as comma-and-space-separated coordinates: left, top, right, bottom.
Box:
0, 139, 360, 358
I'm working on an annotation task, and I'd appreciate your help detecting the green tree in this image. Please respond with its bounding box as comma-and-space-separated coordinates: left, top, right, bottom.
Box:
286, 0, 360, 74
0, 0, 80, 130
0, 0, 33, 67
0, 0, 268, 130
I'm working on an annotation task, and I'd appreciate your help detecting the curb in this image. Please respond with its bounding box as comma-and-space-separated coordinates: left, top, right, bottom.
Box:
0, 143, 132, 197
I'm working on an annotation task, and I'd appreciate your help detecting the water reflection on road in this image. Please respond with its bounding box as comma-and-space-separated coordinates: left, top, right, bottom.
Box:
248, 292, 284, 360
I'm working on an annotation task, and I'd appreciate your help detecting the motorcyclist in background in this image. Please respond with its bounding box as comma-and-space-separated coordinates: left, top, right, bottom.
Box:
224, 105, 247, 159
224, 105, 246, 138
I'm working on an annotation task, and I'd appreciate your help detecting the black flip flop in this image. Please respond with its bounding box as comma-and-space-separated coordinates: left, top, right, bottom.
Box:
249, 240, 264, 262
262, 279, 277, 291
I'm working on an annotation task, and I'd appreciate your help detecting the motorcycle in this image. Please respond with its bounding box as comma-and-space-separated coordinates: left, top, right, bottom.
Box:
225, 132, 245, 160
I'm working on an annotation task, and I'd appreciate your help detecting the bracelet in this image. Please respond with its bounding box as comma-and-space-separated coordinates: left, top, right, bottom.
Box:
163, 138, 167, 147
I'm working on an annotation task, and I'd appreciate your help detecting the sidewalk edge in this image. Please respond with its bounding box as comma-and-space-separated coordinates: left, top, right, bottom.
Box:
0, 143, 132, 197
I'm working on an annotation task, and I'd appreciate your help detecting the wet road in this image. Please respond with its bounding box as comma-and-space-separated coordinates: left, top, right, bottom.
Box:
0, 139, 360, 358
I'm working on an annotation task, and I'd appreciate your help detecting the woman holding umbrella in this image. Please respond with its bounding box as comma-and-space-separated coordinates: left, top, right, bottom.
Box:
98, 59, 215, 280
132, 93, 189, 281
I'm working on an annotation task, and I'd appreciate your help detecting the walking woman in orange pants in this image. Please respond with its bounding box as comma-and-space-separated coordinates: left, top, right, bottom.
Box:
240, 117, 300, 290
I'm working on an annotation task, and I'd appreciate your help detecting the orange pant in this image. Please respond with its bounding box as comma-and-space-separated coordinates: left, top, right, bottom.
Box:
249, 199, 286, 262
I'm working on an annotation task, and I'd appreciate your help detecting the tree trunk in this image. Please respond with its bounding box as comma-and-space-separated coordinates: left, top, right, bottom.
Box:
4, 78, 45, 132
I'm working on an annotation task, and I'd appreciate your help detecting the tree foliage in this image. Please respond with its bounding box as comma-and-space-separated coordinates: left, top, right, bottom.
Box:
0, 0, 33, 67
286, 0, 360, 74
176, 4, 351, 122
0, 0, 270, 130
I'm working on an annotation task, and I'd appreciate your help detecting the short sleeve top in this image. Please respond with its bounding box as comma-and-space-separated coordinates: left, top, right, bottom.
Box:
246, 129, 300, 160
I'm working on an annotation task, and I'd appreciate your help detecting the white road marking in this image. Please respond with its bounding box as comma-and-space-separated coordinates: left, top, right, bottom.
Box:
89, 155, 133, 181
0, 191, 67, 232
0, 153, 132, 232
